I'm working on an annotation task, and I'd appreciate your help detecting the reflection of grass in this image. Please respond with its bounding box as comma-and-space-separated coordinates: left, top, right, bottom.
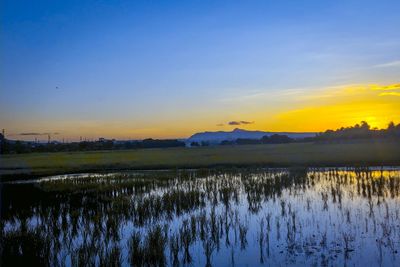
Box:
1, 141, 400, 180
128, 226, 167, 266
2, 169, 400, 266
1, 228, 50, 266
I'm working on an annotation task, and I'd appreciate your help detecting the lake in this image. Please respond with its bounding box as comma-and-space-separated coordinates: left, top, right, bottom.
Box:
1, 168, 399, 266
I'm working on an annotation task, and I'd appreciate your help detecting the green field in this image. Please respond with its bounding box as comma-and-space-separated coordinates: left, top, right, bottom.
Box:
1, 141, 400, 180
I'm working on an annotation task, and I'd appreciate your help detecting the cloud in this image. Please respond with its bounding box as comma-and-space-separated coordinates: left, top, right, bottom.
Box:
373, 60, 400, 68
19, 132, 60, 136
370, 83, 400, 91
368, 83, 400, 97
297, 83, 400, 102
216, 123, 224, 126
220, 87, 307, 103
379, 92, 400, 97
228, 121, 254, 125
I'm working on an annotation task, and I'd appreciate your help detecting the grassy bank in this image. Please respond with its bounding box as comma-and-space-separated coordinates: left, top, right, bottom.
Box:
1, 141, 400, 181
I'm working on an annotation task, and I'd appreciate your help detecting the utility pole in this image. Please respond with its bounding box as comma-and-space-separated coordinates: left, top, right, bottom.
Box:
0, 129, 4, 154
48, 134, 51, 144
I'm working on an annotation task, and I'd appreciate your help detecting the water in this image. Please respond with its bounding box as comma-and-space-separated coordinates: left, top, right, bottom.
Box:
1, 168, 399, 266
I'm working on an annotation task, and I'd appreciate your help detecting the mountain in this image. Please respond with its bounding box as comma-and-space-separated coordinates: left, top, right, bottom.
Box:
187, 128, 316, 144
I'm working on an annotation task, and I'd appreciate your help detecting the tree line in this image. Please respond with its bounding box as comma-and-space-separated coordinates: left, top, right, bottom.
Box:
0, 137, 185, 154
1, 121, 399, 154
208, 121, 400, 146
313, 121, 400, 141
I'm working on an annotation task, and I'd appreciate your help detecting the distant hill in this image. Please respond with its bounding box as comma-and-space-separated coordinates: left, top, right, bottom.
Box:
187, 128, 316, 144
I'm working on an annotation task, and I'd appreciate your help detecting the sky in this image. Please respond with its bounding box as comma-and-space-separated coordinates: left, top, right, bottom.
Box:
1, 0, 400, 141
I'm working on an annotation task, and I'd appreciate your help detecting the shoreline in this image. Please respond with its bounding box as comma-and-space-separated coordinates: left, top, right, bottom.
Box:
4, 165, 400, 184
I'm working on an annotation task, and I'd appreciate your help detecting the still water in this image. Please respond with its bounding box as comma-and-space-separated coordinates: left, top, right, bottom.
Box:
1, 168, 399, 266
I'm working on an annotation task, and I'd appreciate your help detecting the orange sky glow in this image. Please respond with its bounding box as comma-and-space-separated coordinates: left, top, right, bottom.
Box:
4, 83, 399, 141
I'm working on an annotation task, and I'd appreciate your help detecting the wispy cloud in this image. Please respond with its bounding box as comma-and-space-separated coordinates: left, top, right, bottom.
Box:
228, 121, 254, 125
220, 83, 400, 108
370, 83, 400, 91
220, 87, 307, 103
369, 83, 400, 97
300, 83, 400, 101
379, 92, 400, 97
373, 60, 400, 68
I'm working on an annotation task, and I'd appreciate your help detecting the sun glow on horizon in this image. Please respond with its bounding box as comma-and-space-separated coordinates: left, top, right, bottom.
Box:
261, 83, 400, 132
3, 82, 400, 141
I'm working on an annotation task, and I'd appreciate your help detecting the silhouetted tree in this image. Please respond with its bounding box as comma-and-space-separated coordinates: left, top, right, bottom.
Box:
314, 121, 400, 141
262, 134, 293, 144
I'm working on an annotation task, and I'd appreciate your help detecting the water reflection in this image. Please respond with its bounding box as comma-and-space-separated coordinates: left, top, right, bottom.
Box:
1, 168, 399, 266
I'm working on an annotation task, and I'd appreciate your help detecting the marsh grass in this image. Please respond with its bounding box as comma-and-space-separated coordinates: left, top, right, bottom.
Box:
1, 141, 400, 180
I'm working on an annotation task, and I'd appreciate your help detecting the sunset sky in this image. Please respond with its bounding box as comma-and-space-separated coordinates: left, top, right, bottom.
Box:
1, 0, 400, 141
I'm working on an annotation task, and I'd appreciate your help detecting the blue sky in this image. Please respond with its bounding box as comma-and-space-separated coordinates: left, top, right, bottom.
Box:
1, 0, 400, 140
